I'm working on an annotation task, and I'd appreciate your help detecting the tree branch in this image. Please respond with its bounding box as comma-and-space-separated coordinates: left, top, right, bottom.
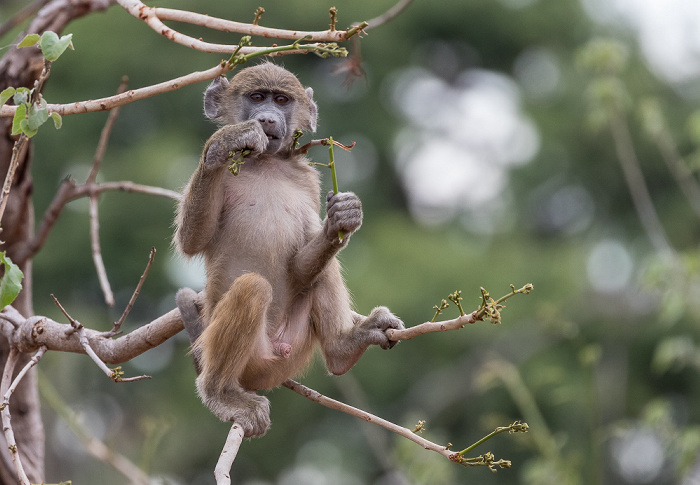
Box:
38, 373, 150, 485
282, 379, 522, 470
1, 63, 226, 118
0, 0, 52, 39
15, 179, 179, 265
214, 424, 245, 485
0, 349, 29, 485
364, 0, 415, 31
609, 110, 676, 259
115, 0, 362, 54
0, 305, 183, 364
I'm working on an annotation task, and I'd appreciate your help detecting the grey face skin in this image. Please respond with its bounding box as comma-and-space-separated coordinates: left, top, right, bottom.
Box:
243, 90, 292, 154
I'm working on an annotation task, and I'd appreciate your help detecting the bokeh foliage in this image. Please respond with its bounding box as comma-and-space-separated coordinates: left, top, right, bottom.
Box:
2, 0, 700, 483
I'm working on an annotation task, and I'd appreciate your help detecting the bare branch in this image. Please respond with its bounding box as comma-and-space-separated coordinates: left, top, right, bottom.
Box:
86, 77, 129, 307
90, 195, 115, 306
0, 136, 29, 229
87, 76, 129, 184
0, 349, 30, 485
82, 181, 181, 200
652, 121, 700, 221
38, 373, 150, 485
365, 0, 415, 30
77, 324, 151, 382
387, 312, 478, 342
214, 424, 245, 485
1, 347, 46, 410
16, 179, 179, 265
283, 379, 457, 461
609, 111, 676, 259
0, 0, 52, 38
387, 284, 533, 342
105, 247, 156, 337
0, 63, 228, 118
0, 305, 184, 364
116, 0, 361, 54
0, 59, 52, 227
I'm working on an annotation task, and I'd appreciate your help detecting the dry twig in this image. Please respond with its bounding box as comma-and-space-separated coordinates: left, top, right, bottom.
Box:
0, 0, 52, 38
116, 0, 363, 53
214, 424, 245, 485
87, 77, 130, 306
0, 349, 29, 485
51, 294, 151, 382
15, 179, 179, 265
38, 373, 150, 485
104, 247, 156, 337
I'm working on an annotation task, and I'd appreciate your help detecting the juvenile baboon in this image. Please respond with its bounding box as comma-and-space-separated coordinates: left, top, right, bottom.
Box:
175, 63, 403, 437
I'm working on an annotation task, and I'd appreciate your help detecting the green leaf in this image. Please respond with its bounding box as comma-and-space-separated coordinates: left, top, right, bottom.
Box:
39, 31, 73, 61
19, 119, 38, 138
50, 112, 62, 129
11, 104, 26, 136
0, 251, 23, 309
12, 87, 30, 105
27, 103, 49, 131
0, 87, 14, 106
17, 34, 40, 48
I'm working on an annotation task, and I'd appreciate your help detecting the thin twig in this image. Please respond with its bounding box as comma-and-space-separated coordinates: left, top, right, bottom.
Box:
364, 0, 415, 30
283, 379, 519, 470
0, 135, 28, 229
608, 111, 676, 259
0, 59, 51, 229
37, 372, 150, 485
334, 374, 405, 478
0, 63, 227, 119
0, 347, 47, 483
283, 379, 456, 461
50, 293, 80, 329
387, 284, 532, 341
104, 247, 156, 337
87, 77, 130, 306
0, 41, 336, 119
2, 347, 46, 410
387, 312, 478, 342
90, 195, 114, 306
297, 137, 355, 154
16, 179, 179, 265
87, 76, 129, 184
0, 0, 52, 39
653, 125, 700, 221
214, 424, 245, 485
0, 348, 29, 485
51, 294, 151, 382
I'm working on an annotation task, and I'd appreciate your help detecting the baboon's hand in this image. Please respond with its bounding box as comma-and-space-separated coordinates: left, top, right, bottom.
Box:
360, 306, 404, 350
204, 120, 269, 169
325, 191, 363, 242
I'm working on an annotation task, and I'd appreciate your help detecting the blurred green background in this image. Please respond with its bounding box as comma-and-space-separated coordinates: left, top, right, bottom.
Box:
2, 0, 700, 483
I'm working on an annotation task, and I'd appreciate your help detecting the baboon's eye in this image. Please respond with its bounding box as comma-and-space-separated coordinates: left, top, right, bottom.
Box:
249, 92, 265, 102
274, 94, 289, 104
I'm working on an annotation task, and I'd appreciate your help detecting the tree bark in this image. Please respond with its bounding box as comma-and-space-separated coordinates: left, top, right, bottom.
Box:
0, 1, 114, 482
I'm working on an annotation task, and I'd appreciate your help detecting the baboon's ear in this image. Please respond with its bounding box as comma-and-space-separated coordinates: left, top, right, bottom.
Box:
204, 76, 230, 120
305, 87, 318, 133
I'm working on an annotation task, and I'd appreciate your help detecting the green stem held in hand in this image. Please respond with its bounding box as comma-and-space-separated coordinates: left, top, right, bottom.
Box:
326, 136, 344, 242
